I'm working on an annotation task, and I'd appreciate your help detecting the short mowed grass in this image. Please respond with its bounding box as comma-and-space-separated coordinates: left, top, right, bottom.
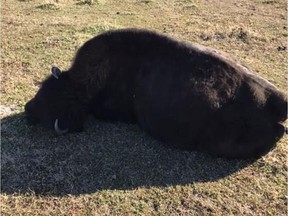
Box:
1, 0, 287, 215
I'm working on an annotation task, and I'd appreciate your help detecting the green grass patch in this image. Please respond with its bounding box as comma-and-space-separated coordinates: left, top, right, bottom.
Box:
76, 0, 96, 6
36, 3, 60, 10
81, 24, 117, 35
262, 0, 279, 4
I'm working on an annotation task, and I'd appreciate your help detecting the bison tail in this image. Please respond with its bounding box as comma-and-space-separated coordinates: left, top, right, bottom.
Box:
266, 91, 287, 123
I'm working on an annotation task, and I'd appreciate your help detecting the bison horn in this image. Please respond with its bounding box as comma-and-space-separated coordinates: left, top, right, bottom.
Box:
51, 66, 61, 79
54, 119, 68, 135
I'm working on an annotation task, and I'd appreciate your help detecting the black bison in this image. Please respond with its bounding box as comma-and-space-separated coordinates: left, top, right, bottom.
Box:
25, 28, 287, 158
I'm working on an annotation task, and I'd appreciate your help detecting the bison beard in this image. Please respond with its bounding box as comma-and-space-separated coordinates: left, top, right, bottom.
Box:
25, 29, 287, 158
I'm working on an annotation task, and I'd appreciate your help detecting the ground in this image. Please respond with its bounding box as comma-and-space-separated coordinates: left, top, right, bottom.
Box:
1, 0, 287, 215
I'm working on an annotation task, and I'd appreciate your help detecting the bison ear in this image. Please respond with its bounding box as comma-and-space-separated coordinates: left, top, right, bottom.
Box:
51, 66, 62, 79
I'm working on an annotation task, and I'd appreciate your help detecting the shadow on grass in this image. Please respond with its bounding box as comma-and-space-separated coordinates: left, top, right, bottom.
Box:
1, 113, 254, 196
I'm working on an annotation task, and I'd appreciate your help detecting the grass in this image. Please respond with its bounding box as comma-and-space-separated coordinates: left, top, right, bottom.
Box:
1, 0, 287, 215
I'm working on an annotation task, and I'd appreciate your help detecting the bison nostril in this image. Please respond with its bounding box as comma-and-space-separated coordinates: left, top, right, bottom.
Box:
24, 100, 33, 113
25, 99, 40, 125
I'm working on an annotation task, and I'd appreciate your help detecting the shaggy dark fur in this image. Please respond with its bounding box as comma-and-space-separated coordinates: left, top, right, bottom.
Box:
25, 29, 287, 158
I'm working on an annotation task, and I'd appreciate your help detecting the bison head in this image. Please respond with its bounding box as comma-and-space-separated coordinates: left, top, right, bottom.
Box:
25, 66, 87, 134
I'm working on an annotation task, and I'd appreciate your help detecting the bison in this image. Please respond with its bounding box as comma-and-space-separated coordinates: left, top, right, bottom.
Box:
25, 28, 287, 158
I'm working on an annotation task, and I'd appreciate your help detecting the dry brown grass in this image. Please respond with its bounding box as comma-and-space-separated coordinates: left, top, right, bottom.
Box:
1, 0, 287, 215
